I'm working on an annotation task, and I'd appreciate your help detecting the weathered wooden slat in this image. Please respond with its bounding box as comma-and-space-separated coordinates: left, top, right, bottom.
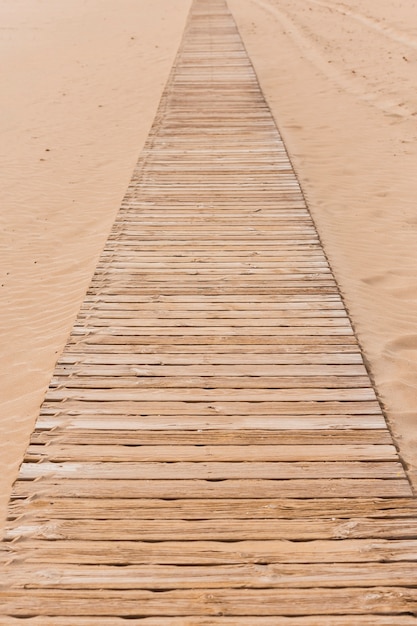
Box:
30, 428, 393, 445
9, 497, 417, 521
80, 310, 351, 322
24, 443, 398, 463
100, 244, 327, 252
67, 337, 357, 348
70, 335, 358, 346
44, 388, 376, 402
4, 562, 417, 590
57, 353, 365, 365
50, 375, 372, 390
54, 363, 367, 376
41, 399, 383, 416
86, 289, 340, 297
81, 294, 342, 303
72, 326, 352, 338
82, 286, 341, 297
18, 460, 404, 481
35, 415, 387, 432
1, 587, 417, 616
12, 478, 412, 500
74, 317, 351, 328
78, 310, 348, 320
4, 539, 417, 565
6, 517, 417, 542
2, 617, 416, 625
95, 262, 333, 271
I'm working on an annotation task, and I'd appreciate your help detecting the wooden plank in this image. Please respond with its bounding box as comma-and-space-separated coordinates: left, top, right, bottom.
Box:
82, 294, 342, 303
99, 244, 328, 252
30, 428, 393, 445
66, 341, 361, 352
44, 388, 377, 402
6, 517, 417, 542
12, 478, 412, 500
95, 261, 333, 270
84, 280, 341, 291
35, 416, 387, 432
71, 327, 352, 338
1, 587, 417, 616
40, 400, 383, 416
74, 317, 351, 328
18, 461, 404, 481
77, 309, 348, 319
54, 364, 367, 376
24, 443, 398, 463
4, 538, 417, 565
2, 617, 417, 626
9, 498, 417, 521
36, 418, 387, 436
70, 335, 358, 346
57, 353, 366, 365
49, 375, 372, 390
80, 307, 348, 317
85, 287, 340, 296
4, 562, 417, 590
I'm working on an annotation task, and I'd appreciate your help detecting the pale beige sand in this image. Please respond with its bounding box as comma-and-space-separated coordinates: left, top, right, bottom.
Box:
228, 0, 417, 484
1, 0, 417, 534
0, 0, 192, 532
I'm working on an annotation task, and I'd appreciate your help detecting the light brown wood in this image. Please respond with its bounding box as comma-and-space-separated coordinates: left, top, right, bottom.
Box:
40, 400, 383, 416
12, 478, 412, 500
24, 443, 398, 463
35, 415, 387, 431
4, 538, 417, 565
7, 517, 417, 542
50, 374, 371, 389
9, 497, 417, 521
18, 460, 404, 480
54, 363, 367, 376
2, 618, 416, 626
1, 0, 415, 621
4, 562, 417, 589
2, 588, 417, 617
29, 428, 394, 445
74, 316, 351, 327
57, 353, 365, 364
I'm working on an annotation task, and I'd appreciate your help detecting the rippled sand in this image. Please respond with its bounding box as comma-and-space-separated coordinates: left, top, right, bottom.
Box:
1, 0, 417, 533
0, 0, 192, 532
229, 0, 417, 484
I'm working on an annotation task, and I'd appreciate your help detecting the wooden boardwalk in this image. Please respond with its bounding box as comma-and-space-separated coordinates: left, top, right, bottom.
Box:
1, 0, 417, 622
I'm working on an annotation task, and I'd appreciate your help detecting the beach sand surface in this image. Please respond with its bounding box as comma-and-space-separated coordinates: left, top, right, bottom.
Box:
229, 0, 417, 486
1, 0, 417, 533
0, 0, 192, 532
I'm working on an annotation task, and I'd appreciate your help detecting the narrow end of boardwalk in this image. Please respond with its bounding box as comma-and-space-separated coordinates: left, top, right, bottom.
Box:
1, 0, 417, 623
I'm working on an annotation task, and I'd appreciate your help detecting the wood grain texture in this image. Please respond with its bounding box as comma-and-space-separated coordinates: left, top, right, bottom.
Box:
0, 615, 417, 626
2, 588, 417, 616
4, 538, 417, 565
1, 0, 415, 621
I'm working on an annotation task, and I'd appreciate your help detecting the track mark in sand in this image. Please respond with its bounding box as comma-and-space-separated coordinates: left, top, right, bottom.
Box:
306, 0, 417, 52
385, 335, 417, 354
362, 270, 417, 300
250, 0, 416, 118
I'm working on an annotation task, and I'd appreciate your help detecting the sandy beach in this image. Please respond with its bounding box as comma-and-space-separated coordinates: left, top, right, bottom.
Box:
1, 0, 417, 533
